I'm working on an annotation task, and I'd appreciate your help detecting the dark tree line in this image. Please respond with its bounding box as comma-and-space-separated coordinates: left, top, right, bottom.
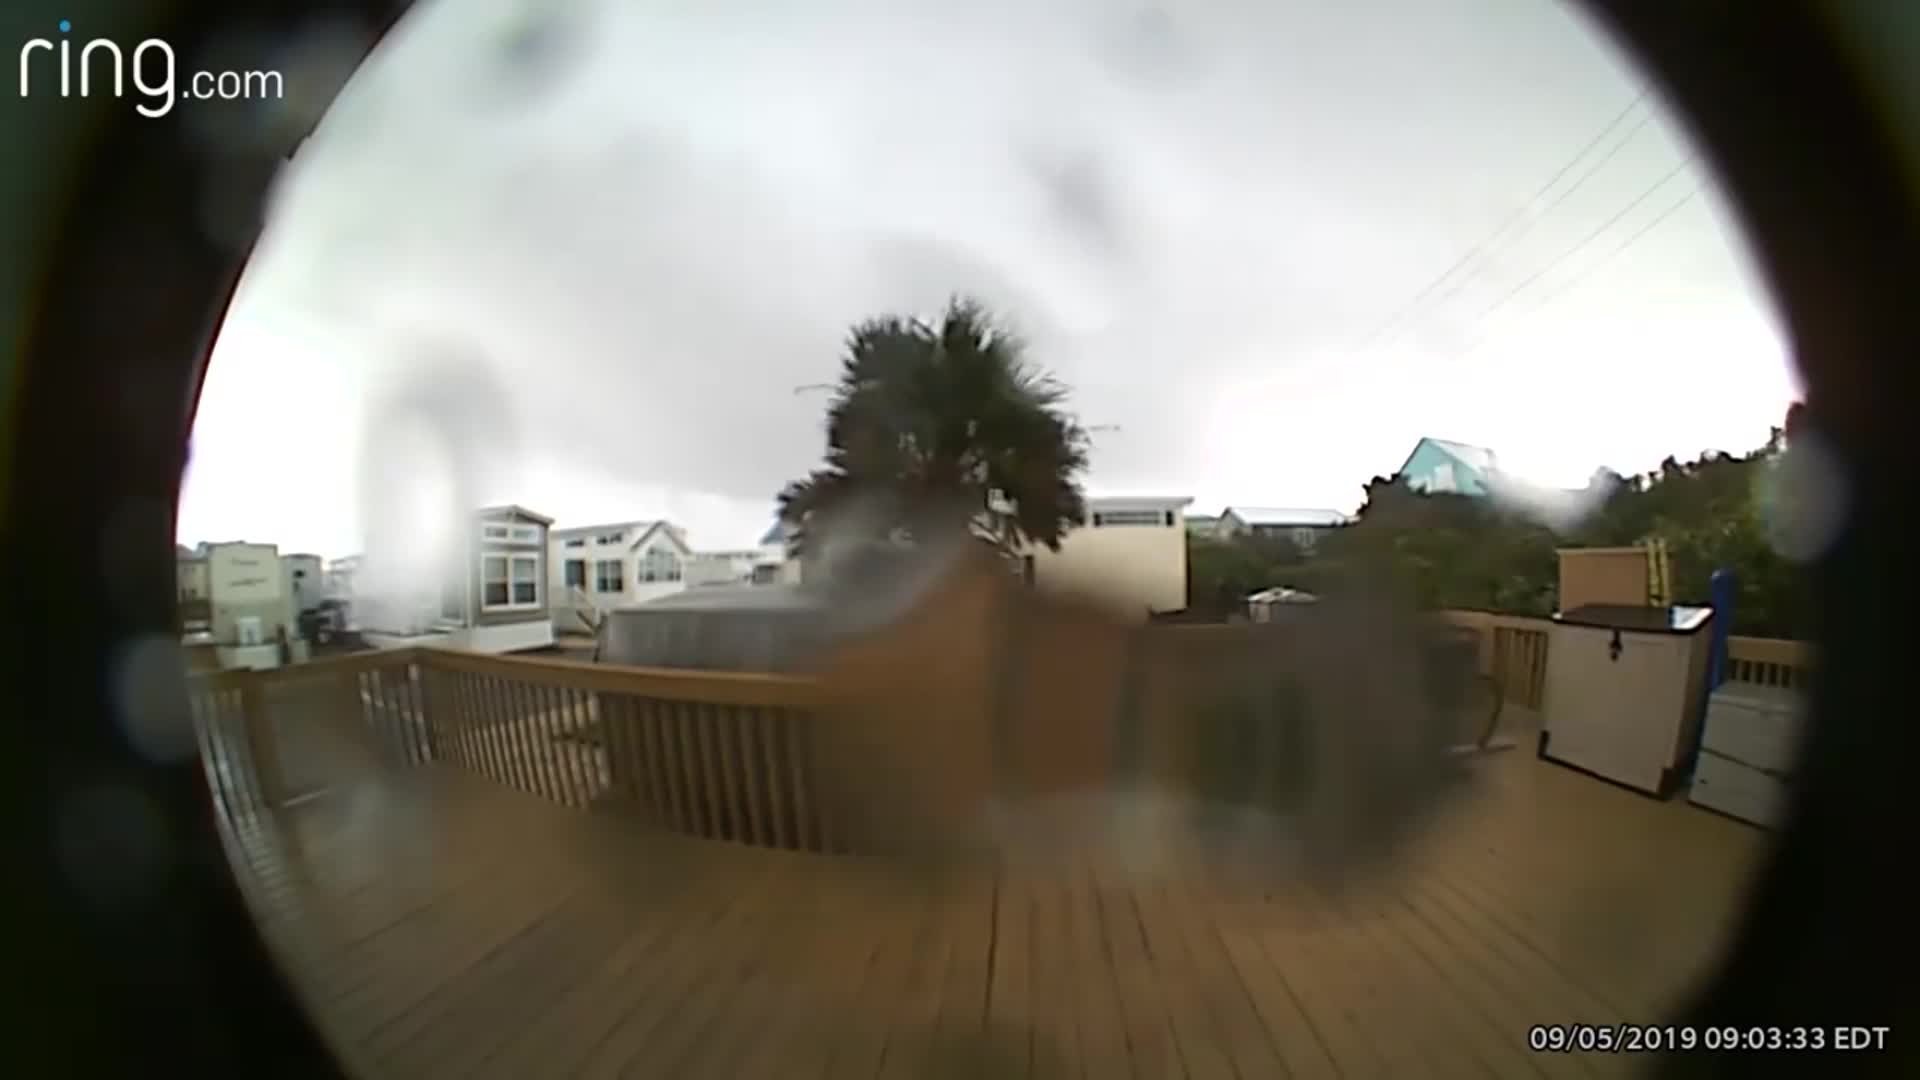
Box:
1190, 425, 1811, 639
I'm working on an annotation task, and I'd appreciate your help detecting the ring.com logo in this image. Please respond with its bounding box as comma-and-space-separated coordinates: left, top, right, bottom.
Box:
18, 19, 284, 119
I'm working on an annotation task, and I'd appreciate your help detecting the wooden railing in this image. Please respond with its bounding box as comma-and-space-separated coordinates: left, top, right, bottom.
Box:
1431, 611, 1813, 704
1433, 611, 1553, 710
187, 647, 841, 854
1724, 635, 1812, 691
187, 611, 1815, 859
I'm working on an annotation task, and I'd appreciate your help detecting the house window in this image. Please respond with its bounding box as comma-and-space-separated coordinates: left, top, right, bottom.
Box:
1429, 463, 1457, 492
1091, 509, 1166, 527
482, 554, 541, 610
1292, 527, 1319, 551
564, 538, 586, 548
594, 559, 624, 593
481, 522, 541, 544
639, 547, 681, 583
564, 559, 586, 588
597, 530, 625, 545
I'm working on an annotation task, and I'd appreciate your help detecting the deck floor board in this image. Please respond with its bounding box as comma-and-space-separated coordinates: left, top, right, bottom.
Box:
217, 737, 1764, 1079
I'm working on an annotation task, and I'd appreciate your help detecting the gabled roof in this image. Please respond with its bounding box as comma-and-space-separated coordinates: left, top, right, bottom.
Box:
629, 520, 691, 555
549, 518, 654, 537
1397, 436, 1498, 481
476, 503, 553, 525
1220, 506, 1351, 528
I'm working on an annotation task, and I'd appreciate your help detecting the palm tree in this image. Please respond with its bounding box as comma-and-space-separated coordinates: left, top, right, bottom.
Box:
777, 297, 1090, 564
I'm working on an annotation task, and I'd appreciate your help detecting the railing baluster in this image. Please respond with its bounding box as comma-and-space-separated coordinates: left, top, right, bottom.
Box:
711, 705, 741, 841
676, 701, 708, 836
694, 703, 728, 840
787, 710, 819, 853
762, 708, 790, 849
601, 693, 638, 810
503, 678, 537, 795
643, 699, 676, 829
735, 708, 766, 847
660, 700, 686, 827
476, 672, 506, 780
565, 687, 595, 806
548, 683, 577, 802
521, 681, 552, 801
546, 682, 575, 801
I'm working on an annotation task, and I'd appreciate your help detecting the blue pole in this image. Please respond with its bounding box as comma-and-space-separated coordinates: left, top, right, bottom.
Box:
1707, 568, 1736, 690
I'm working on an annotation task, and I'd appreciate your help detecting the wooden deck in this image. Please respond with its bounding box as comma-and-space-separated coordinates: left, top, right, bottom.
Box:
212, 714, 1766, 1079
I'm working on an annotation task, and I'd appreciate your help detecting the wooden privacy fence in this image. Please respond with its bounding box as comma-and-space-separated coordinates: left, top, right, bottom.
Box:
187, 611, 1816, 858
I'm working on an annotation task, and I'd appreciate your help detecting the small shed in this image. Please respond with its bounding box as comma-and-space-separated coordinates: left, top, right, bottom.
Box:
1556, 546, 1653, 611
1246, 586, 1319, 623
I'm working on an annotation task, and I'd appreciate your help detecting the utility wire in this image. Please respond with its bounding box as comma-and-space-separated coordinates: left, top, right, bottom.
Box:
1349, 88, 1649, 353
1449, 155, 1695, 335
1420, 107, 1657, 312
1450, 180, 1701, 358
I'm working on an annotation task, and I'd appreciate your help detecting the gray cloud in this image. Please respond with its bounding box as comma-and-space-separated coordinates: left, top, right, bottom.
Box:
186, 0, 1792, 555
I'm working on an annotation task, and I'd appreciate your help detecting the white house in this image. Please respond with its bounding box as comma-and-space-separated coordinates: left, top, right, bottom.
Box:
683, 522, 801, 588
1019, 495, 1193, 619
1212, 506, 1353, 552
357, 505, 557, 654
197, 540, 299, 669
548, 520, 694, 623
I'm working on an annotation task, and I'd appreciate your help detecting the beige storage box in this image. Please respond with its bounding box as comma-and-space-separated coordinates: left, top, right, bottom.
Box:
1540, 603, 1714, 797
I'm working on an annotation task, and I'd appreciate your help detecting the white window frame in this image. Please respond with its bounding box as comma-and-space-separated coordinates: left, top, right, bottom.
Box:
1091, 509, 1168, 528
594, 558, 625, 594
480, 522, 542, 544
639, 546, 681, 583
481, 553, 542, 611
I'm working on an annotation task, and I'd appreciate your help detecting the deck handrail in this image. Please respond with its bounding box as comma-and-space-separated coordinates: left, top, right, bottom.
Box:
186, 612, 1815, 859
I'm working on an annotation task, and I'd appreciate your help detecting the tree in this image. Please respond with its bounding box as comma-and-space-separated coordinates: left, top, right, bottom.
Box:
1186, 531, 1318, 617
1323, 424, 1812, 638
777, 298, 1091, 563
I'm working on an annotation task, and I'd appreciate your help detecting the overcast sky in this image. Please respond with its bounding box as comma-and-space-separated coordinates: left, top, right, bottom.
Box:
178, 0, 1800, 559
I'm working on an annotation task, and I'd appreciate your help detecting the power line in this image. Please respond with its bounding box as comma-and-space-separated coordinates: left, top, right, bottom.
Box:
1420, 107, 1657, 312
1450, 181, 1701, 358
1348, 88, 1648, 353
1447, 154, 1695, 336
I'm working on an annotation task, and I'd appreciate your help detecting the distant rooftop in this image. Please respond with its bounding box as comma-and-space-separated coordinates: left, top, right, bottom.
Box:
476, 504, 554, 525
1086, 495, 1194, 510
550, 518, 661, 536
1222, 506, 1351, 528
1424, 437, 1499, 473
